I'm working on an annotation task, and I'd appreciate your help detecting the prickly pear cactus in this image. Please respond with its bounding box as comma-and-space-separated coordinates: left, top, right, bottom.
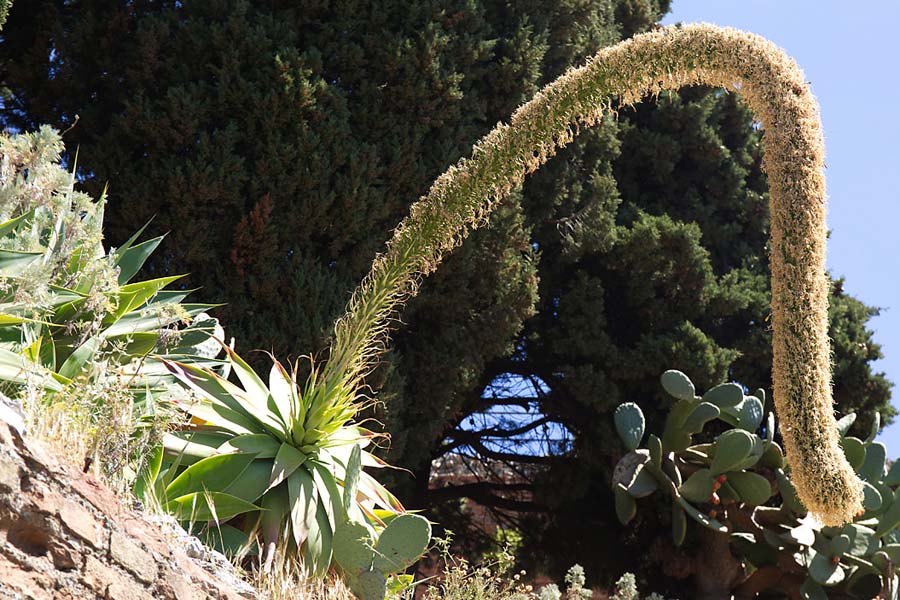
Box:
333, 510, 431, 600
612, 370, 897, 599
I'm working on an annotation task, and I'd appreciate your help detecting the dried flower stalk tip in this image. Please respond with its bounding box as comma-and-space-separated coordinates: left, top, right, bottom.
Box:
328, 23, 864, 526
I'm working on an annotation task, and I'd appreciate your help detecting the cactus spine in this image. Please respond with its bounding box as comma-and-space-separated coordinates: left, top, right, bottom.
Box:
326, 24, 863, 525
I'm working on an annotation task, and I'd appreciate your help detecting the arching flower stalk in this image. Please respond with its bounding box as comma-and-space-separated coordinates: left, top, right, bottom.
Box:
322, 23, 863, 526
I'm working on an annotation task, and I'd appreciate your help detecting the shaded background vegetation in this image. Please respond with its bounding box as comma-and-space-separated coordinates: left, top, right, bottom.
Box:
0, 0, 892, 593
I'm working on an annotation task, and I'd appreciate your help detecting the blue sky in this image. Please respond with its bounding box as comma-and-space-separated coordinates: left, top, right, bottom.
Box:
662, 2, 900, 455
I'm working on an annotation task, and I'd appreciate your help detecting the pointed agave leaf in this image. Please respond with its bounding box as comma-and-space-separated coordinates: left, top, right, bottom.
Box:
133, 445, 164, 502
172, 398, 257, 436
57, 336, 101, 379
108, 275, 184, 322
310, 461, 345, 530
0, 347, 64, 391
163, 431, 228, 465
268, 360, 296, 427
165, 453, 257, 500
202, 524, 252, 558
114, 235, 165, 284
358, 471, 405, 513
218, 433, 280, 458
222, 345, 272, 409
162, 359, 277, 436
0, 249, 42, 276
288, 468, 317, 548
268, 443, 308, 492
223, 459, 272, 504
259, 483, 290, 562
343, 445, 363, 516
304, 498, 333, 578
166, 491, 260, 522
0, 210, 33, 237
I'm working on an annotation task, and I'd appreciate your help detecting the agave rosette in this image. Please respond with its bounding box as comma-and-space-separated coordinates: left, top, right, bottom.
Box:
150, 346, 408, 575
0, 201, 220, 405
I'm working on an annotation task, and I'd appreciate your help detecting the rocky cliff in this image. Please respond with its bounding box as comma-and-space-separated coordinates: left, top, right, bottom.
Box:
0, 420, 257, 600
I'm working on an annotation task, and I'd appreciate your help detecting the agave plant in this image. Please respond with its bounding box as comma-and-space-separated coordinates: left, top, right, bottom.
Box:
144, 346, 430, 592
0, 126, 220, 395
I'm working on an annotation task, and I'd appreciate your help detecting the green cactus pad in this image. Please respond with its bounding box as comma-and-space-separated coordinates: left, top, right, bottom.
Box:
776, 469, 806, 515
836, 413, 857, 436
373, 514, 431, 573
662, 400, 696, 452
808, 550, 845, 585
660, 370, 695, 401
859, 442, 886, 482
800, 577, 828, 600
614, 484, 637, 525
333, 521, 376, 575
625, 464, 658, 498
865, 412, 881, 444
671, 503, 687, 546
614, 403, 645, 451
839, 437, 866, 471
676, 496, 727, 533
701, 382, 743, 408
875, 488, 900, 537
828, 533, 851, 557
727, 471, 772, 506
711, 430, 755, 475
349, 569, 387, 600
861, 481, 883, 512
759, 441, 785, 469
842, 523, 878, 557
343, 444, 363, 514
682, 402, 720, 434
678, 469, 714, 504
733, 396, 764, 432
648, 434, 662, 467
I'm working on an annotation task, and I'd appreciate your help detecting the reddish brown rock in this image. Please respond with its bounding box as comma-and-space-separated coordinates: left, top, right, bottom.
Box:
0, 421, 256, 599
